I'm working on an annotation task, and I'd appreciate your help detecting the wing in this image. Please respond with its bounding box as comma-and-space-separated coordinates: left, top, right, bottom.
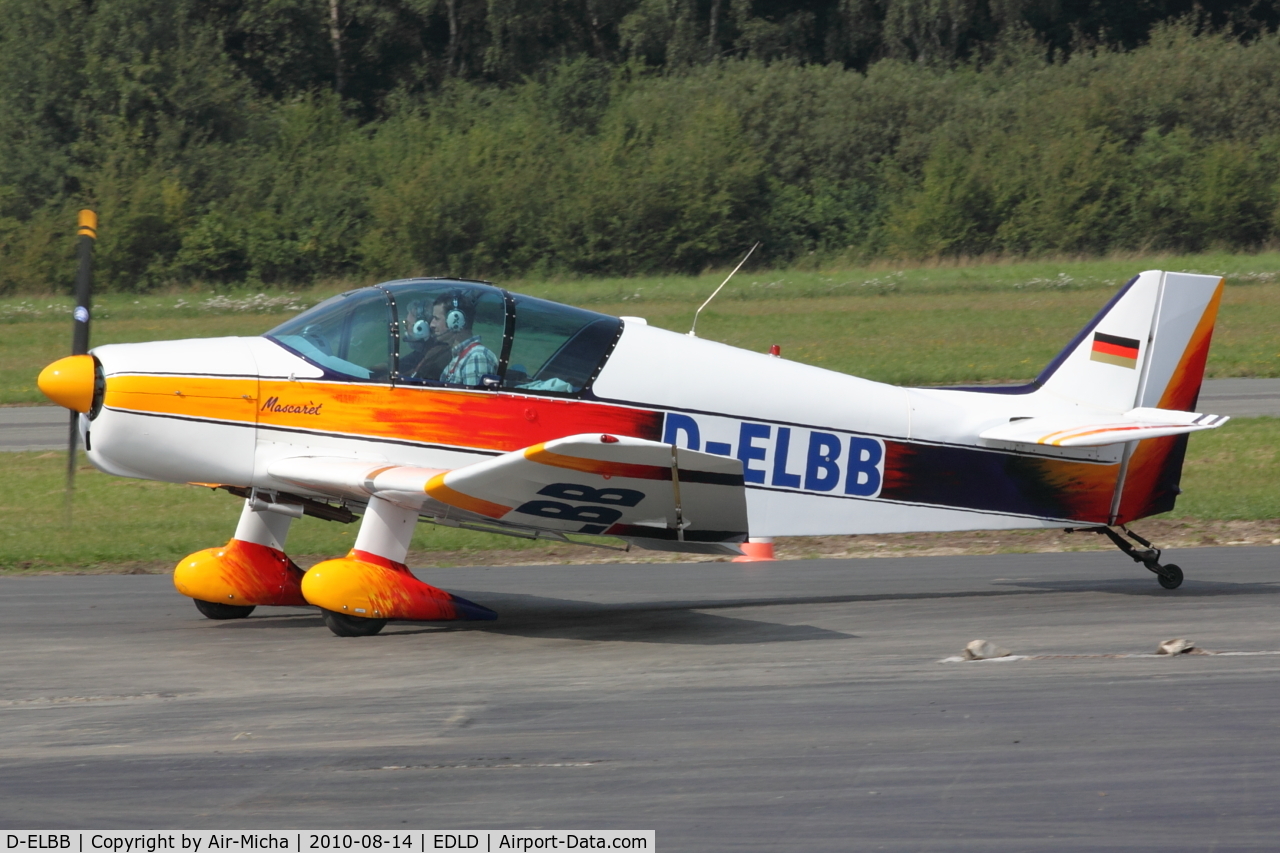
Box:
267, 457, 447, 503
980, 407, 1230, 448
267, 433, 749, 555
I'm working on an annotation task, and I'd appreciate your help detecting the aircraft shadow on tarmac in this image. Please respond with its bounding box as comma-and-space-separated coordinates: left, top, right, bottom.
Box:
462, 592, 859, 645
211, 592, 856, 645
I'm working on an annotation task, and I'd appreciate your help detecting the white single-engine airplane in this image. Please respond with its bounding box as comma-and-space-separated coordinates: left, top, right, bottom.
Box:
38, 271, 1227, 635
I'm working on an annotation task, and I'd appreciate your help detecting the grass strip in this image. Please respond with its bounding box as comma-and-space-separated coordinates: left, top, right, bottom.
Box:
2, 418, 1275, 574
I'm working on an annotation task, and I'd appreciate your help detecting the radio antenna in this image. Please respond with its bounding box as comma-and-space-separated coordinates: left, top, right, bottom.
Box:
688, 242, 760, 337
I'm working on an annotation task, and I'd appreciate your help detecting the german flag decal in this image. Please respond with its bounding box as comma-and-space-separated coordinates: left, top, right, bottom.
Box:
1090, 332, 1141, 368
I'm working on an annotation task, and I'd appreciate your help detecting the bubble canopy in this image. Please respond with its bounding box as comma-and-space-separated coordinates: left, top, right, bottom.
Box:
265, 279, 622, 395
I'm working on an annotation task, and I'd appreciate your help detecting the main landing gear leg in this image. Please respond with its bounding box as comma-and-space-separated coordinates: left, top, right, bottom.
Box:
175, 493, 307, 619
1068, 525, 1183, 589
302, 496, 497, 637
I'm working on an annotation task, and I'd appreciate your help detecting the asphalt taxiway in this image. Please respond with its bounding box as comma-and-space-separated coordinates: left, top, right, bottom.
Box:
0, 405, 73, 451
3, 547, 1280, 848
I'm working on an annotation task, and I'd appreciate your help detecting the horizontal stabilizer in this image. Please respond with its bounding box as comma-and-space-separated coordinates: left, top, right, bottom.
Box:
980, 407, 1229, 448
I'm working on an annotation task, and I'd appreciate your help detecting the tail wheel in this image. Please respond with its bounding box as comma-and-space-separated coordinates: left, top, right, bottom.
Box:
194, 599, 256, 620
1083, 526, 1188, 590
321, 608, 388, 637
1157, 564, 1184, 590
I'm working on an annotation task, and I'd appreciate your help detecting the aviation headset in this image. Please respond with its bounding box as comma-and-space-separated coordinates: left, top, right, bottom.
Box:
406, 293, 469, 339
407, 301, 429, 341
445, 292, 467, 333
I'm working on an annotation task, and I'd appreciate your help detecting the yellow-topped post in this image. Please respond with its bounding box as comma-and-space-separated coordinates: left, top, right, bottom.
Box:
77, 209, 98, 239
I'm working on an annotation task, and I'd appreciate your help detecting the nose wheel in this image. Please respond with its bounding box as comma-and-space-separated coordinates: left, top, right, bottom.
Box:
194, 599, 257, 619
321, 608, 388, 637
1068, 525, 1184, 589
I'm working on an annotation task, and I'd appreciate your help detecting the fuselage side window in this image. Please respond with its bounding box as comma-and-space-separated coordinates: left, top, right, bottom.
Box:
502, 295, 621, 395
266, 290, 392, 381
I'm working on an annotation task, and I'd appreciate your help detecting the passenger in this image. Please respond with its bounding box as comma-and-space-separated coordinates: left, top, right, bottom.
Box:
431, 291, 498, 386
400, 300, 452, 381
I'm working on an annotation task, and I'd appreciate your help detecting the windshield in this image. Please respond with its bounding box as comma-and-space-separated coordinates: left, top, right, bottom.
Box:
266, 290, 391, 380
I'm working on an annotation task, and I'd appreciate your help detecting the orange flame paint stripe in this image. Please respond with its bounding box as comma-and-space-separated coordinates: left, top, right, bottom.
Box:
1035, 421, 1141, 445
523, 443, 672, 480
104, 373, 664, 453
424, 473, 512, 519
1045, 425, 1147, 446
105, 374, 258, 423
1035, 424, 1114, 445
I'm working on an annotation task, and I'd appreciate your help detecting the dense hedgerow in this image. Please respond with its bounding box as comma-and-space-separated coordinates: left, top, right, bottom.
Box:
3, 11, 1280, 291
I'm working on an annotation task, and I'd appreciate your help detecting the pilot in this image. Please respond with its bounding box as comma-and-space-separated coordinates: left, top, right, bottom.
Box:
400, 300, 452, 380
430, 291, 498, 386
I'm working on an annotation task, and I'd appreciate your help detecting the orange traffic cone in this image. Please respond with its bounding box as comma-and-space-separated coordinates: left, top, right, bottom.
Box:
733, 537, 776, 562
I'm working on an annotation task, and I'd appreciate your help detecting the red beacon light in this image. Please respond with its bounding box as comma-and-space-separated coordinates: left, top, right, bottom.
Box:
600, 434, 619, 443
769, 345, 781, 357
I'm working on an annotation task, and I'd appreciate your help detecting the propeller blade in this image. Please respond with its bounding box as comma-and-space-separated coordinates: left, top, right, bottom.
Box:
65, 209, 97, 522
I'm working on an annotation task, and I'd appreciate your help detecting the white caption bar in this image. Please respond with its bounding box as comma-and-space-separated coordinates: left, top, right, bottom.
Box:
4, 833, 654, 853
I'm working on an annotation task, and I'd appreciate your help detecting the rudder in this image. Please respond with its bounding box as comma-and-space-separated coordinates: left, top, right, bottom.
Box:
1114, 272, 1224, 522
1133, 272, 1225, 412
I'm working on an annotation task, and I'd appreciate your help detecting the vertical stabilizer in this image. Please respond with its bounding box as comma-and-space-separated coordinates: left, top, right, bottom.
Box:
1018, 270, 1225, 522
1037, 270, 1162, 411
1036, 270, 1224, 414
